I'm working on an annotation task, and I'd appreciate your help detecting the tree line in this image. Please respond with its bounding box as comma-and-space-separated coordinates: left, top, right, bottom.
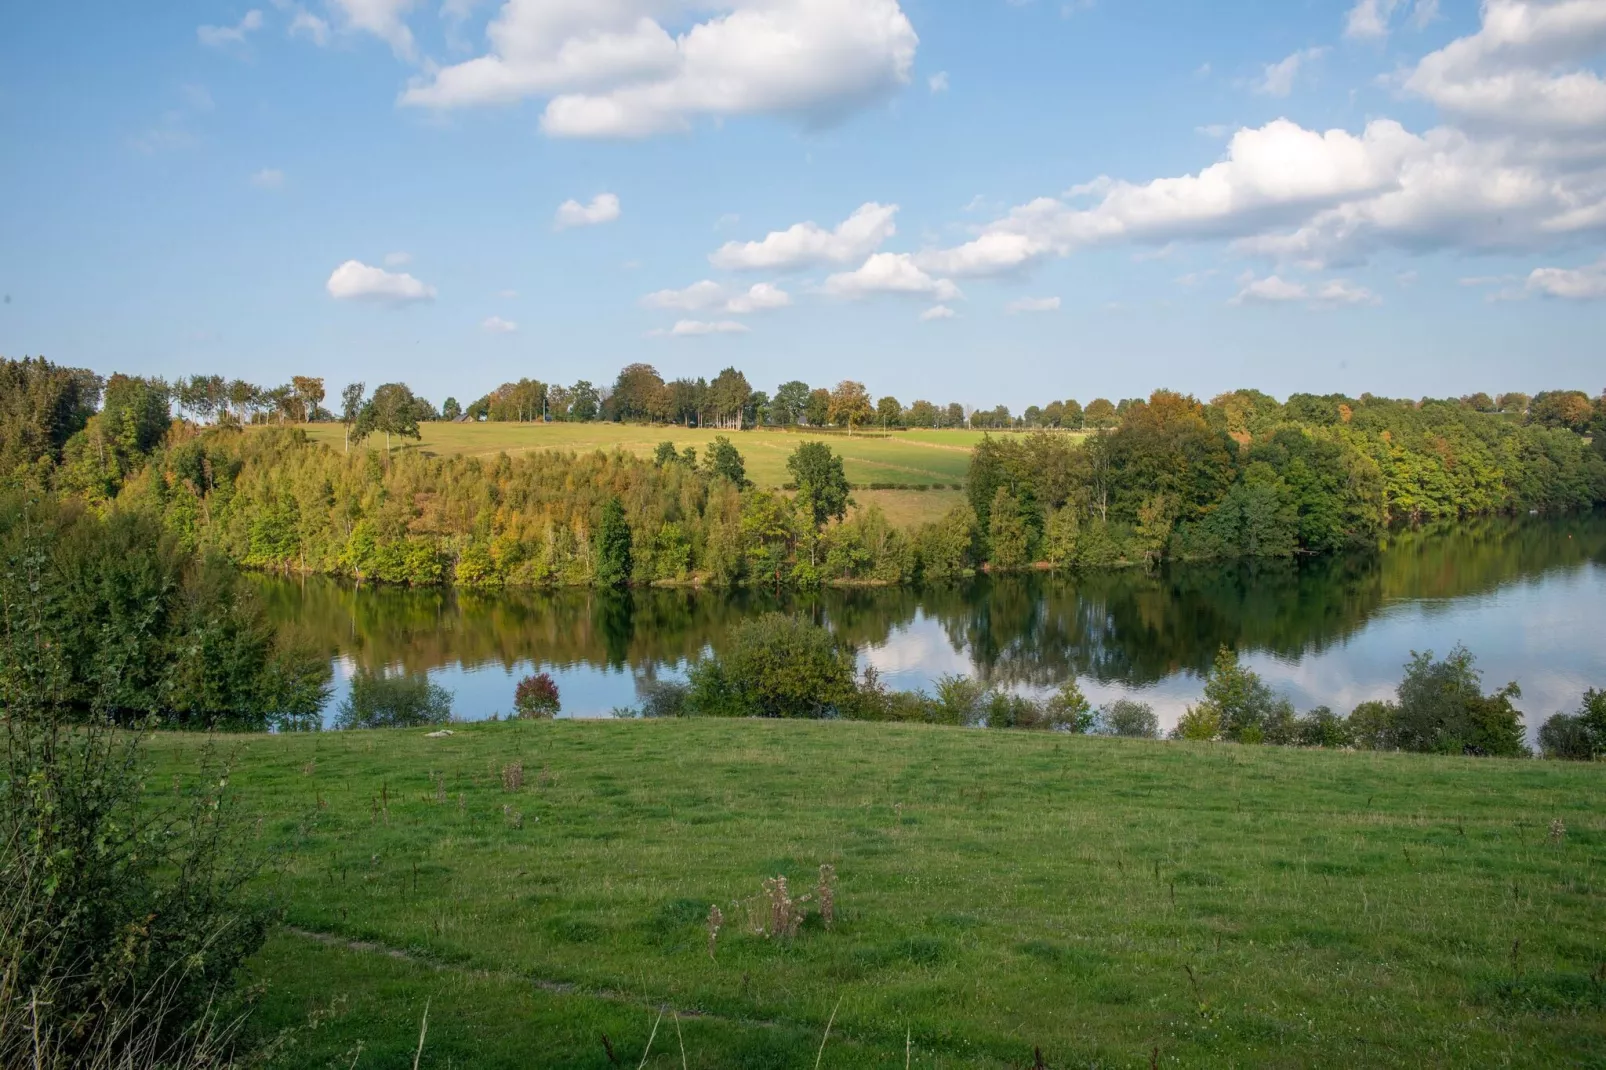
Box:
3, 357, 1603, 590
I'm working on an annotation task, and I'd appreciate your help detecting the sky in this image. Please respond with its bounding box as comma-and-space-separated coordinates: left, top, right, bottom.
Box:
2, 0, 1604, 410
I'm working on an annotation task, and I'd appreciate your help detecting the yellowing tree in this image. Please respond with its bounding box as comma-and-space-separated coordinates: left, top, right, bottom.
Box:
827, 380, 873, 432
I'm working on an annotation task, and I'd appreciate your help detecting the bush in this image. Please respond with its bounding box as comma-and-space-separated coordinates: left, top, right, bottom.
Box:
1295, 706, 1354, 748
1096, 699, 1159, 738
1, 509, 272, 1067
1538, 688, 1606, 759
1348, 700, 1397, 750
1539, 713, 1593, 760
336, 669, 453, 729
1191, 646, 1293, 744
686, 614, 858, 718
1392, 646, 1528, 756
514, 671, 561, 718
638, 679, 690, 718
0, 495, 330, 729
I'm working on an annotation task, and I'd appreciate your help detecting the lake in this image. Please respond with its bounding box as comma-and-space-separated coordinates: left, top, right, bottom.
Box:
255, 512, 1606, 739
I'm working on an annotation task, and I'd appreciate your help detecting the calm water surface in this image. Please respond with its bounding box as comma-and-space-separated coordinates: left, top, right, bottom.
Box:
255, 513, 1606, 739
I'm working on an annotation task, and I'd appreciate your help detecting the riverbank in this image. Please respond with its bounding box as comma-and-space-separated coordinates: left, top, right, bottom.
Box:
160, 718, 1604, 1067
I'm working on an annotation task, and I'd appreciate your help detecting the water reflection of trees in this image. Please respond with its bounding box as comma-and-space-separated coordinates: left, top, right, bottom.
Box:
253, 512, 1604, 687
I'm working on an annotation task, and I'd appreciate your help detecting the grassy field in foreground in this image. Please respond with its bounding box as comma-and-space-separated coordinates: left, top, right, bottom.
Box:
155, 721, 1605, 1068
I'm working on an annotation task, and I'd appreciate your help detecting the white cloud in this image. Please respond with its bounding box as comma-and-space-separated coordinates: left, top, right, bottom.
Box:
554, 192, 621, 229
823, 252, 961, 301
399, 0, 918, 138
1256, 47, 1326, 97
711, 202, 898, 271
496, 288, 519, 298
920, 304, 956, 320
330, 0, 419, 60
1527, 258, 1606, 299
929, 71, 949, 93
1345, 0, 1400, 39
1005, 296, 1061, 313
921, 94, 1606, 276
641, 280, 790, 313
1232, 274, 1379, 306
384, 251, 412, 266
1313, 278, 1382, 305
920, 119, 1418, 276
642, 279, 727, 311
1347, 0, 1441, 39
1403, 0, 1606, 131
482, 315, 518, 332
326, 260, 436, 304
651, 319, 751, 337
198, 9, 264, 47
270, 0, 334, 45
250, 167, 285, 189
725, 282, 792, 312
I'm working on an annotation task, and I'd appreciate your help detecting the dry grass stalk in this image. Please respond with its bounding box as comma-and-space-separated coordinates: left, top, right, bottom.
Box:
706, 904, 724, 960
502, 804, 523, 830
760, 876, 810, 940
817, 864, 836, 931
301, 760, 316, 777
1550, 818, 1566, 843
501, 761, 525, 792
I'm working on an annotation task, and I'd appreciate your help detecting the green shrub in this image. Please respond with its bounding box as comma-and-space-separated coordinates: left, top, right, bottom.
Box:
336, 670, 453, 729
1096, 699, 1159, 739
686, 614, 858, 718
0, 508, 272, 1067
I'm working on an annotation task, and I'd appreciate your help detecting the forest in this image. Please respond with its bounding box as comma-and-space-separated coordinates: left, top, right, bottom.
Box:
2, 356, 1603, 592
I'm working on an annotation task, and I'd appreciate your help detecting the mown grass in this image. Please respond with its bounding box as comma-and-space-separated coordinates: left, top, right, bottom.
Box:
295, 423, 986, 527
162, 720, 1606, 1068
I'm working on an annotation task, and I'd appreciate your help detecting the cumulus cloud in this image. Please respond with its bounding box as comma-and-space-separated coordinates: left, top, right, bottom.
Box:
554, 193, 621, 229
1256, 47, 1326, 97
929, 71, 949, 93
250, 168, 285, 189
273, 0, 333, 46
640, 280, 791, 313
1345, 0, 1436, 39
1005, 296, 1061, 313
823, 253, 961, 301
919, 304, 956, 320
919, 119, 1418, 276
1527, 258, 1606, 298
711, 202, 898, 271
326, 260, 436, 304
1345, 0, 1400, 39
651, 319, 751, 337
1402, 0, 1606, 132
330, 0, 419, 59
398, 0, 918, 138
1232, 274, 1380, 306
482, 315, 518, 332
199, 9, 264, 47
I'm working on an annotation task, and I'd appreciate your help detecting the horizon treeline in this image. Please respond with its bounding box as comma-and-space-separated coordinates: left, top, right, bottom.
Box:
2, 355, 1604, 590
6, 354, 1603, 436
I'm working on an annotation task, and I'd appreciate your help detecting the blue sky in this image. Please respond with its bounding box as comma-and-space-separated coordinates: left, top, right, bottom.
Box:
2, 0, 1604, 410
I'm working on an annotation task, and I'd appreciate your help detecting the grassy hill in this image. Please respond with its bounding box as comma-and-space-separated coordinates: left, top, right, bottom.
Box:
159, 720, 1605, 1068
292, 423, 1070, 528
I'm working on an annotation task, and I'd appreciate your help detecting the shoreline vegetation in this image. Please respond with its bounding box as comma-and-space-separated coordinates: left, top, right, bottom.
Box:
2, 358, 1601, 593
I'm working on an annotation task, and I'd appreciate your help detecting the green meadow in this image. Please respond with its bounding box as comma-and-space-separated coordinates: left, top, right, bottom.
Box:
160, 719, 1606, 1068
291, 423, 1040, 529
